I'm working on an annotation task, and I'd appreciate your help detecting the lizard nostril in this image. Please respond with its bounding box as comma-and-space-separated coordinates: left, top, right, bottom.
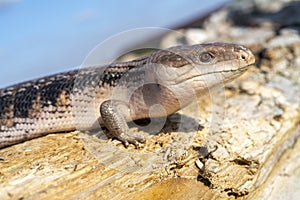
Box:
240, 52, 248, 60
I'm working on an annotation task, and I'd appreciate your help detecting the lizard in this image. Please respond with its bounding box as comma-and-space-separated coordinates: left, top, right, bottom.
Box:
0, 43, 255, 149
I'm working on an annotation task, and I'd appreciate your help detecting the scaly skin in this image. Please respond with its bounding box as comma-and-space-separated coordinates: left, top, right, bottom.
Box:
0, 43, 255, 148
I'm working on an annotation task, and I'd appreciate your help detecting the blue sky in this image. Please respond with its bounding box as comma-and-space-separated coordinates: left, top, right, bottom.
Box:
0, 0, 228, 88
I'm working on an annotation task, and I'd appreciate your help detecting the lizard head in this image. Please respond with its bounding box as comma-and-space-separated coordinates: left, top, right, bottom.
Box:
141, 43, 255, 111
149, 42, 255, 94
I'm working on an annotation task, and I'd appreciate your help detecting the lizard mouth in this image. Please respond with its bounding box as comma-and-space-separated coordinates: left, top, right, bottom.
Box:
174, 66, 249, 85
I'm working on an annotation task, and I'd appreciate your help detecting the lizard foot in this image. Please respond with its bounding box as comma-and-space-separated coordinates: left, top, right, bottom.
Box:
116, 131, 146, 147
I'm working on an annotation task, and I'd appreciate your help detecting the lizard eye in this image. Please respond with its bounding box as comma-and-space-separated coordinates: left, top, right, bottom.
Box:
199, 52, 215, 63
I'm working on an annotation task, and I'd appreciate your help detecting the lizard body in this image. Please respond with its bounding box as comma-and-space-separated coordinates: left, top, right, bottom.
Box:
0, 43, 255, 148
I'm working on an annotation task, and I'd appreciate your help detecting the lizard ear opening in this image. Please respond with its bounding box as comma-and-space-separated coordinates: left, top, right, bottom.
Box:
151, 50, 190, 68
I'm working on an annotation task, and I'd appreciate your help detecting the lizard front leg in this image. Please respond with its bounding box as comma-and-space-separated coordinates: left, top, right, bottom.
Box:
100, 100, 146, 147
